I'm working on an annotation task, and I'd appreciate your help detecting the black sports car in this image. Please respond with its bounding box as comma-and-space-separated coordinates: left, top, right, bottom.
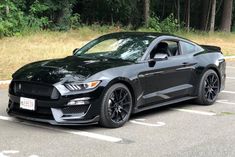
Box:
7, 32, 226, 128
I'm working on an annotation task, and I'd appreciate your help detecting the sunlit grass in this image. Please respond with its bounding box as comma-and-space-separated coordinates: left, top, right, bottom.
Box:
0, 28, 117, 80
175, 31, 235, 56
0, 27, 235, 80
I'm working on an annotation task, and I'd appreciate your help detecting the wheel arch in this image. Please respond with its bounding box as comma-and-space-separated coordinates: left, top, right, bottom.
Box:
105, 77, 136, 111
196, 64, 222, 94
204, 65, 221, 90
194, 64, 221, 105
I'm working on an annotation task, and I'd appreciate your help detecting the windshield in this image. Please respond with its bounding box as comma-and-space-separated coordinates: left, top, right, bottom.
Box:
74, 34, 156, 61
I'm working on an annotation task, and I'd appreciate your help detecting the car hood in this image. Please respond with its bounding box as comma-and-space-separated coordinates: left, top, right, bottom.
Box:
13, 56, 134, 84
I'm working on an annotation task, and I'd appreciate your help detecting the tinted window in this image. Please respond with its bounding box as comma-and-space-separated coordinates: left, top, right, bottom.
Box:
150, 40, 180, 57
180, 41, 196, 54
165, 41, 179, 56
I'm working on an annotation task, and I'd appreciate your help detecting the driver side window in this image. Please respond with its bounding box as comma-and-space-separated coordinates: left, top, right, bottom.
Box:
150, 40, 180, 59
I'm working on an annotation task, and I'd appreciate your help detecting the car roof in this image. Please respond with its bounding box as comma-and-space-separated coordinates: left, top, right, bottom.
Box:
99, 32, 199, 46
101, 32, 170, 38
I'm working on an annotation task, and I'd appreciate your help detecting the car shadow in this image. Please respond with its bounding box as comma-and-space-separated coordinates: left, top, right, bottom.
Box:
65, 100, 199, 130
130, 100, 195, 120
15, 100, 200, 131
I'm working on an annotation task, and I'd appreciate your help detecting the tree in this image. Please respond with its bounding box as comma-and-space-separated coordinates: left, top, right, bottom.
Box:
144, 0, 150, 27
210, 0, 216, 32
176, 0, 180, 27
200, 0, 210, 31
220, 0, 233, 32
185, 0, 190, 32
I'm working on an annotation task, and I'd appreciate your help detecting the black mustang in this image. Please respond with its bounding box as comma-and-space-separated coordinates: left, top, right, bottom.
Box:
7, 32, 226, 128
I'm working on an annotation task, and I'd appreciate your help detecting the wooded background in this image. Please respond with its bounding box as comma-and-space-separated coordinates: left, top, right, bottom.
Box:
0, 0, 234, 37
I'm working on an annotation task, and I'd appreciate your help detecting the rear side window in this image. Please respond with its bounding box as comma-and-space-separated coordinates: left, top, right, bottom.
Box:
180, 41, 196, 54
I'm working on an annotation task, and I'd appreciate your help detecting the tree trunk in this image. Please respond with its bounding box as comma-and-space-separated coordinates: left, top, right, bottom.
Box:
177, 0, 180, 28
209, 0, 216, 32
200, 0, 210, 30
144, 0, 150, 27
185, 0, 190, 32
220, 0, 233, 32
206, 0, 212, 30
162, 0, 166, 19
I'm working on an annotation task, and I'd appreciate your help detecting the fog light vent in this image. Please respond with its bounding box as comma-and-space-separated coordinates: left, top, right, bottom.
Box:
67, 97, 90, 106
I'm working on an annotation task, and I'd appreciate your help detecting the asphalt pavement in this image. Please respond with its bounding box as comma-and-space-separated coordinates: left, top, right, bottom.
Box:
0, 62, 235, 157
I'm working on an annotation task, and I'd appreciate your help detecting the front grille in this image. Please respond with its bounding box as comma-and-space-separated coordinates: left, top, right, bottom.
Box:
62, 105, 90, 115
10, 102, 54, 120
12, 81, 60, 100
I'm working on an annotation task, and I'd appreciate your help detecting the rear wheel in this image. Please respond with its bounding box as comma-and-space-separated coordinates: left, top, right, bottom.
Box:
196, 70, 220, 105
99, 83, 132, 128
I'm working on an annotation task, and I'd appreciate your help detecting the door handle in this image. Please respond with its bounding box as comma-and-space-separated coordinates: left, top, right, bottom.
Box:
182, 62, 190, 66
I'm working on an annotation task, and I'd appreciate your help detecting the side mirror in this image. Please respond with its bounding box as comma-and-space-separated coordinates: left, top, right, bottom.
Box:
73, 48, 79, 55
153, 54, 168, 61
148, 54, 168, 67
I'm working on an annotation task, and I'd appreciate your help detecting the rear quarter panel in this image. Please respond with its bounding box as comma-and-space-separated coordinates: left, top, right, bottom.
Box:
193, 51, 226, 95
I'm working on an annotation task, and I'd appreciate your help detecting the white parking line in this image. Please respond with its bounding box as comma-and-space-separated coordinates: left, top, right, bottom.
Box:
0, 80, 11, 85
216, 99, 235, 105
0, 150, 19, 157
221, 90, 235, 94
172, 108, 216, 116
227, 66, 235, 69
1, 150, 19, 154
130, 119, 165, 127
225, 56, 235, 59
0, 150, 39, 157
227, 77, 235, 80
0, 115, 123, 143
0, 116, 14, 121
67, 131, 122, 143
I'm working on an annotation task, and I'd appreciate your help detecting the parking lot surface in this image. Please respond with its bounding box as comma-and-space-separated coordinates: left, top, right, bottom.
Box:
1, 62, 235, 157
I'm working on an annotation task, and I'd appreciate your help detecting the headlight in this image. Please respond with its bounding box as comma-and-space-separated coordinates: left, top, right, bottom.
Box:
64, 80, 101, 91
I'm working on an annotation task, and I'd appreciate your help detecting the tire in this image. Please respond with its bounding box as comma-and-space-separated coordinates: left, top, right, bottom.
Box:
99, 83, 133, 128
195, 69, 220, 105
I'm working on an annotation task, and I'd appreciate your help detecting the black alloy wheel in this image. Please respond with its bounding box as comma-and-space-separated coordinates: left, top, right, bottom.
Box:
204, 73, 219, 102
196, 70, 220, 105
100, 83, 132, 128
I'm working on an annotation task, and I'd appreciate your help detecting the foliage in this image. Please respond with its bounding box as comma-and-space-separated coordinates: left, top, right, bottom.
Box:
70, 13, 81, 29
76, 0, 143, 27
0, 0, 50, 37
0, 0, 77, 37
0, 0, 234, 38
160, 14, 179, 33
0, 1, 26, 37
148, 16, 161, 32
148, 14, 179, 33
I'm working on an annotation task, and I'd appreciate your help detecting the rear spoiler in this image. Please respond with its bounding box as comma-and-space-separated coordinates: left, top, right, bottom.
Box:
200, 45, 221, 52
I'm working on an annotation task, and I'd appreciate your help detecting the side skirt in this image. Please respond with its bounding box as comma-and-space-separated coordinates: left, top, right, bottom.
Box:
133, 96, 197, 113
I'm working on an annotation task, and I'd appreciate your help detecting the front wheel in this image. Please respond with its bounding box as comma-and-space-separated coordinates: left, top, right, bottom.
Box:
196, 70, 220, 105
99, 83, 133, 128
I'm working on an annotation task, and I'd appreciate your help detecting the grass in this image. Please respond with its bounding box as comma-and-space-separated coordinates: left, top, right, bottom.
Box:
0, 27, 235, 80
0, 27, 113, 80
175, 31, 235, 55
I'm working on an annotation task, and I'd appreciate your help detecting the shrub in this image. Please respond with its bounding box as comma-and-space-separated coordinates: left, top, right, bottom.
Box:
148, 16, 161, 32
161, 14, 179, 33
70, 13, 81, 29
148, 14, 179, 33
0, 1, 27, 37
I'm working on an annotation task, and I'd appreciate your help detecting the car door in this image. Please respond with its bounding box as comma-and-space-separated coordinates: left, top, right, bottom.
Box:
138, 39, 196, 106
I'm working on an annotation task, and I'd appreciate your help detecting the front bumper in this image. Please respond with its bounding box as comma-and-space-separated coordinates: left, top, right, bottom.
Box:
7, 93, 102, 125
